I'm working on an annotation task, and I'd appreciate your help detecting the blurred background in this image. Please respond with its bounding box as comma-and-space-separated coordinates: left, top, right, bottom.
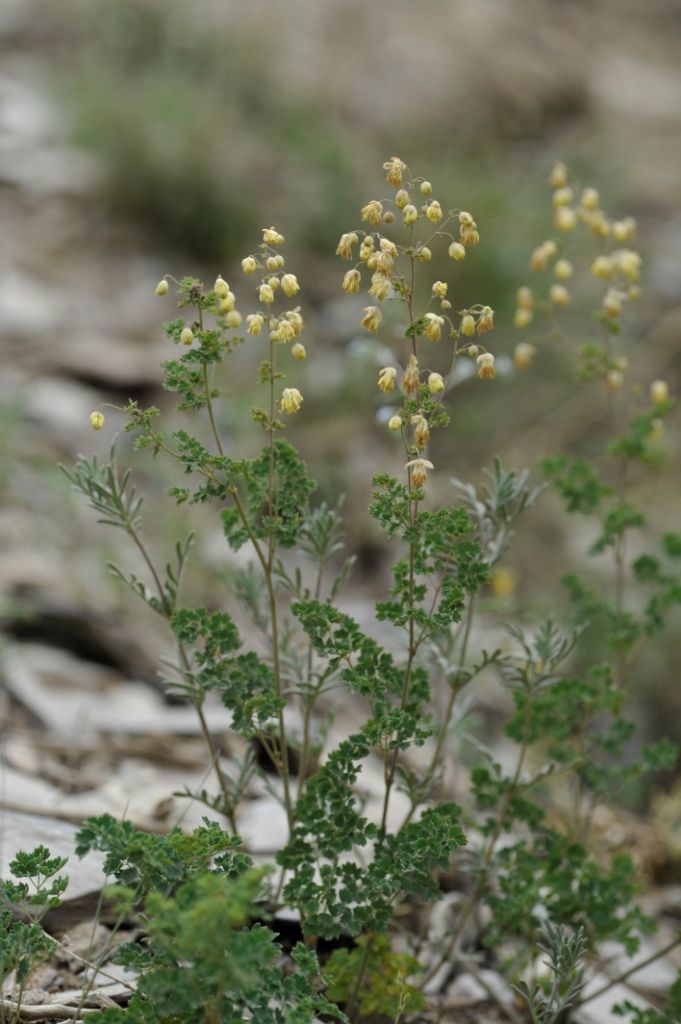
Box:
1, 0, 680, 847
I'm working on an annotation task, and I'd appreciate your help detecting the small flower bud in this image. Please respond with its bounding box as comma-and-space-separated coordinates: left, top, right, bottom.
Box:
263, 226, 284, 245
613, 217, 636, 242
580, 187, 600, 210
461, 313, 476, 337
89, 410, 105, 430
406, 457, 434, 488
415, 246, 432, 262
428, 372, 445, 394
403, 204, 418, 225
513, 342, 536, 369
291, 342, 306, 360
549, 283, 571, 306
259, 283, 275, 304
529, 241, 556, 271
554, 206, 577, 231
281, 273, 300, 298
458, 211, 474, 226
516, 286, 534, 309
591, 255, 614, 280
548, 161, 568, 188
280, 387, 303, 413
361, 201, 383, 225
651, 379, 670, 405
514, 307, 534, 328
554, 259, 573, 280
155, 279, 169, 296
342, 269, 361, 294
553, 186, 574, 207
215, 276, 230, 298
266, 256, 280, 271
241, 256, 258, 274
383, 211, 394, 224
424, 313, 444, 342
388, 415, 403, 431
225, 310, 242, 328
378, 366, 397, 392
180, 326, 194, 345
420, 180, 432, 195
383, 156, 406, 187
615, 249, 642, 282
649, 418, 665, 441
602, 288, 623, 317
448, 241, 466, 261
466, 344, 479, 358
432, 281, 448, 299
606, 369, 623, 392
395, 188, 410, 210
220, 292, 236, 313
426, 200, 443, 222
476, 352, 496, 379
440, 299, 451, 311
361, 306, 382, 333
247, 313, 264, 335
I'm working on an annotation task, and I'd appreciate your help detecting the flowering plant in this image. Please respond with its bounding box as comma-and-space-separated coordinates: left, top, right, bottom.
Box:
4, 158, 680, 1024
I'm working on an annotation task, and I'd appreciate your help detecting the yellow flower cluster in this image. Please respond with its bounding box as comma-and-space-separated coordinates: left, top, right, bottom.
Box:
335, 157, 499, 488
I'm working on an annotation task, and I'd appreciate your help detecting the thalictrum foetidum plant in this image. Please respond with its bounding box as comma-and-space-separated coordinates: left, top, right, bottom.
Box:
3, 158, 679, 1024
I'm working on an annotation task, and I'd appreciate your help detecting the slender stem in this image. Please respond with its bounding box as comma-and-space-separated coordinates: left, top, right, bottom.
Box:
428, 596, 476, 788
576, 934, 681, 1008
297, 558, 326, 802
422, 696, 534, 987
345, 936, 374, 1022
197, 301, 225, 458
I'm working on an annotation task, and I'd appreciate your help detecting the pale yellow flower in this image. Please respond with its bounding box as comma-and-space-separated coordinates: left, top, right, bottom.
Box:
549, 283, 571, 306
554, 207, 577, 231
415, 246, 432, 262
591, 255, 614, 280
402, 354, 420, 394
155, 279, 169, 296
424, 313, 444, 342
395, 188, 410, 210
411, 413, 430, 447
336, 232, 359, 260
246, 313, 264, 335
280, 387, 303, 413
225, 311, 242, 328
220, 292, 236, 313
432, 281, 448, 299
241, 256, 258, 274
460, 313, 476, 337
548, 162, 568, 188
214, 275, 229, 298
406, 458, 434, 488
383, 156, 406, 187
554, 259, 573, 281
361, 201, 383, 226
448, 242, 466, 261
516, 286, 534, 309
426, 200, 443, 223
259, 283, 275, 304
342, 269, 361, 294
580, 187, 600, 210
89, 410, 105, 430
281, 274, 300, 298
476, 306, 494, 334
180, 327, 194, 346
388, 415, 403, 431
286, 308, 305, 336
291, 342, 306, 360
420, 180, 432, 195
428, 372, 445, 394
361, 306, 382, 333
378, 366, 397, 393
514, 307, 534, 329
476, 353, 496, 379
513, 342, 536, 369
651, 379, 670, 405
369, 272, 391, 302
403, 204, 418, 225
263, 226, 284, 245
